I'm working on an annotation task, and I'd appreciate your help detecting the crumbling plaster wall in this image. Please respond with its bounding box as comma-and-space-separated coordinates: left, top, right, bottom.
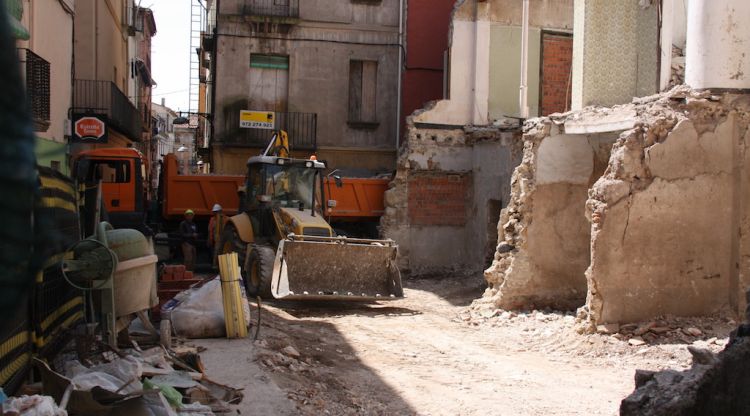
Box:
584, 92, 750, 325
480, 87, 750, 326
481, 118, 618, 310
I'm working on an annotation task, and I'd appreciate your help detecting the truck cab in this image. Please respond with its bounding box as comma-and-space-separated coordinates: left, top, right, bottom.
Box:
72, 148, 148, 233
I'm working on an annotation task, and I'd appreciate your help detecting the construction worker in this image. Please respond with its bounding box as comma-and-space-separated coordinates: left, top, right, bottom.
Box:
207, 204, 229, 268
179, 209, 198, 271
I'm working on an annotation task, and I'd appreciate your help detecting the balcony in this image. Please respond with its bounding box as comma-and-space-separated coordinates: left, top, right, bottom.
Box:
73, 80, 143, 141
222, 112, 316, 151
18, 49, 50, 131
242, 0, 299, 19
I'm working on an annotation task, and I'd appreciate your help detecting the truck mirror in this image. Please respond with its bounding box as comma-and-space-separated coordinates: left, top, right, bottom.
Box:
334, 175, 343, 188
327, 200, 337, 208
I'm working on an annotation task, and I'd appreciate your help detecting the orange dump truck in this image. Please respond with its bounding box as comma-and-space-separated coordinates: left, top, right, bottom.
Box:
72, 148, 390, 238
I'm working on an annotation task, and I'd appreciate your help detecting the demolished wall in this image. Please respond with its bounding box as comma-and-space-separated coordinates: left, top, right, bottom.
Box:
480, 87, 750, 325
382, 118, 522, 276
480, 114, 620, 310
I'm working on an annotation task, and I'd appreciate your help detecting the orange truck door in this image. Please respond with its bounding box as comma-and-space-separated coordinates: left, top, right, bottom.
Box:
93, 158, 136, 212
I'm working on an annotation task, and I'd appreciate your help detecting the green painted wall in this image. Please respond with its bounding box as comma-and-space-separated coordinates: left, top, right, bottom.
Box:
35, 137, 69, 175
488, 26, 541, 120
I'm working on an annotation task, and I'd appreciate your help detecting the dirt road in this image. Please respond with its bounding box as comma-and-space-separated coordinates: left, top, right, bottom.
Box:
195, 276, 731, 415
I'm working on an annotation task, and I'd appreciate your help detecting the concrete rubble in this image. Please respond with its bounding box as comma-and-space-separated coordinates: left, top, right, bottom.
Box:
620, 291, 750, 415
478, 85, 750, 327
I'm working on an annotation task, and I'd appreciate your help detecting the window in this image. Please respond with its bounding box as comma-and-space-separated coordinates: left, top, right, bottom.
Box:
348, 60, 378, 125
87, 161, 131, 183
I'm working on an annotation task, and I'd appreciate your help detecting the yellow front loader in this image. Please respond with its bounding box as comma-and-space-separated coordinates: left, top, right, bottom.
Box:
220, 132, 402, 300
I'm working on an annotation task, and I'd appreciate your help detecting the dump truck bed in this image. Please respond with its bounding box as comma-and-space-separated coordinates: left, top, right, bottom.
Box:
161, 154, 245, 219
324, 177, 389, 220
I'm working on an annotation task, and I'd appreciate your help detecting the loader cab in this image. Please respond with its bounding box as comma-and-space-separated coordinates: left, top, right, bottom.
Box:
244, 156, 330, 242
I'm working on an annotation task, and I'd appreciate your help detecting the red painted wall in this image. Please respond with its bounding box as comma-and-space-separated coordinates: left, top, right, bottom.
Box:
401, 0, 455, 130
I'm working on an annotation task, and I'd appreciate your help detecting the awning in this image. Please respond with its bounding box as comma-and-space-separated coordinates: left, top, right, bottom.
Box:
6, 0, 30, 40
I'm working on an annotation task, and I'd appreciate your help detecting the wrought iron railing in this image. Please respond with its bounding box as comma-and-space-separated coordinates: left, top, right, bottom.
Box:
73, 80, 143, 141
224, 112, 316, 150
18, 49, 50, 123
243, 0, 299, 18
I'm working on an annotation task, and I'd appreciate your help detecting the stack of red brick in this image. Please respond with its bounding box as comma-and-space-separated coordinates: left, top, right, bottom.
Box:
151, 265, 203, 320
161, 265, 194, 281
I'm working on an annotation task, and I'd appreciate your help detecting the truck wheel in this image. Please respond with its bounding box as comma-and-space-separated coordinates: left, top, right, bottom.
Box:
245, 245, 275, 299
220, 223, 248, 273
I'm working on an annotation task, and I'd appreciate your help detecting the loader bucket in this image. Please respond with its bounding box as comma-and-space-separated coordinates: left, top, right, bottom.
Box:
271, 235, 403, 301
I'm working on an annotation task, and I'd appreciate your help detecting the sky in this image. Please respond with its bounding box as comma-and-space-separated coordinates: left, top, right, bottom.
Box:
144, 0, 192, 112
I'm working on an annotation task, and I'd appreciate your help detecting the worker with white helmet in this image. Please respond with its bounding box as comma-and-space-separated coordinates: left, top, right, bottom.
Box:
208, 203, 229, 269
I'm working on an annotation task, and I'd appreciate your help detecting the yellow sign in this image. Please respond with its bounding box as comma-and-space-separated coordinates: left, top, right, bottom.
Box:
239, 110, 275, 129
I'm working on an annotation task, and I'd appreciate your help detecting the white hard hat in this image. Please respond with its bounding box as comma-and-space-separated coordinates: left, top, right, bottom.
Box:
212, 203, 222, 212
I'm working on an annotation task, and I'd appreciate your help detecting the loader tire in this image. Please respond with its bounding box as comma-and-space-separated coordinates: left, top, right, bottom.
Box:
220, 223, 248, 274
245, 244, 275, 299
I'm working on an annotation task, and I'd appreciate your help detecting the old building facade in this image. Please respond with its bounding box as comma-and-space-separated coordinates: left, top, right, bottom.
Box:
12, 0, 75, 173
382, 0, 575, 277
71, 0, 147, 151
207, 0, 401, 175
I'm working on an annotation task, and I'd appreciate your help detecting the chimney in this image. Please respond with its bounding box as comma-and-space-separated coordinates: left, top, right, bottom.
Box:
161, 97, 166, 107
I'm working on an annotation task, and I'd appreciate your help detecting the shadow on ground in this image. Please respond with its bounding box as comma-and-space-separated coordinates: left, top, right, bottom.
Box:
402, 274, 487, 307
251, 304, 419, 414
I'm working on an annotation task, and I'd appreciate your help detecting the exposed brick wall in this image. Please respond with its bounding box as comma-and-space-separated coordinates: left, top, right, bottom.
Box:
408, 172, 471, 226
540, 33, 574, 116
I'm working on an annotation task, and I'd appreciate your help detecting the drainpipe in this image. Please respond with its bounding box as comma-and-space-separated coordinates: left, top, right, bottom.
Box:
518, 0, 529, 119
395, 0, 405, 149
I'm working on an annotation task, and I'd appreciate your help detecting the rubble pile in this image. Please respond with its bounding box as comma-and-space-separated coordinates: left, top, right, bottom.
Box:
620, 293, 750, 415
460, 306, 731, 367
1, 343, 242, 416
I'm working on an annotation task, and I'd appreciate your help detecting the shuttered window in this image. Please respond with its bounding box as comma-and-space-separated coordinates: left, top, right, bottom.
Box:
250, 54, 290, 70
348, 60, 378, 124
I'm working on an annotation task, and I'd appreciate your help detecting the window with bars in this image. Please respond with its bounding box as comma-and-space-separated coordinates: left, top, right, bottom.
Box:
19, 49, 51, 127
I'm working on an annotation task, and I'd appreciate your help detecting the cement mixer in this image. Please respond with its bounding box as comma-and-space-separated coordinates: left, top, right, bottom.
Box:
220, 131, 403, 301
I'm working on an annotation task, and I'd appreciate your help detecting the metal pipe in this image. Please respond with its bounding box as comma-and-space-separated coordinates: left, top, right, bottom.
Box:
395, 0, 405, 149
519, 0, 530, 119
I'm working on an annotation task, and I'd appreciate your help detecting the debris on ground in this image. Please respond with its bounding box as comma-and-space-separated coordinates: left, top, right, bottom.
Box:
10, 337, 244, 416
620, 323, 750, 415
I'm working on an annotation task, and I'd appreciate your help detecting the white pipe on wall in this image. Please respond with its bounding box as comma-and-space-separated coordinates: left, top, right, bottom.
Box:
519, 0, 530, 119
396, 0, 405, 149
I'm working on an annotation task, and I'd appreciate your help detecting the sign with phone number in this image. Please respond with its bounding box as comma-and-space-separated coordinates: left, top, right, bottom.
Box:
239, 110, 275, 129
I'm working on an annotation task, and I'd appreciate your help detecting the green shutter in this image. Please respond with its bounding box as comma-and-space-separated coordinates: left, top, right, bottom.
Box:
250, 54, 289, 70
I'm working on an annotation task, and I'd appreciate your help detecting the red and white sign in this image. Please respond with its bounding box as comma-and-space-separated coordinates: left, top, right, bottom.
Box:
72, 114, 108, 143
